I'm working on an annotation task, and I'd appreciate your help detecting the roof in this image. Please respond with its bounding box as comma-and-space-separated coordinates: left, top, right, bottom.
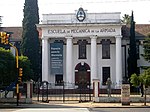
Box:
0, 27, 22, 41
1, 24, 150, 41
135, 24, 150, 36
122, 24, 150, 40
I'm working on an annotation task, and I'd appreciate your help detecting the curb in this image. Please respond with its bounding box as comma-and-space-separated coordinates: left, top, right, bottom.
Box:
0, 102, 150, 109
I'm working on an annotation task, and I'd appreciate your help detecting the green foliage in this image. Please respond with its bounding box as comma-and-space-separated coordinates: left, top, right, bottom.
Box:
139, 68, 150, 86
130, 68, 150, 87
0, 47, 16, 86
143, 35, 150, 62
128, 11, 137, 78
121, 14, 131, 24
130, 73, 140, 87
21, 0, 40, 81
19, 55, 34, 81
131, 68, 150, 106
0, 47, 33, 88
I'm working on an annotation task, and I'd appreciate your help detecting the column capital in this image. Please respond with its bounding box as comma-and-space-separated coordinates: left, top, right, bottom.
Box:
65, 36, 73, 39
41, 36, 50, 40
93, 79, 100, 83
115, 35, 122, 38
90, 35, 97, 39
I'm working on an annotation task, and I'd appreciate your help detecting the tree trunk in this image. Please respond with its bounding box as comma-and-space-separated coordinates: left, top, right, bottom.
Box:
144, 85, 146, 106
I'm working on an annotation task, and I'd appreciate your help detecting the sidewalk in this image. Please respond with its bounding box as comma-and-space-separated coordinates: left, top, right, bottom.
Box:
41, 102, 150, 108
0, 101, 150, 108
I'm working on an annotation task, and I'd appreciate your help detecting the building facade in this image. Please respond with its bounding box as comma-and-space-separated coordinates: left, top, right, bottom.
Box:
1, 9, 149, 89
37, 8, 124, 88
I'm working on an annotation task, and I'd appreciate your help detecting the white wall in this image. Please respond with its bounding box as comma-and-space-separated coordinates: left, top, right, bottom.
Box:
42, 12, 121, 24
47, 37, 118, 87
40, 12, 123, 87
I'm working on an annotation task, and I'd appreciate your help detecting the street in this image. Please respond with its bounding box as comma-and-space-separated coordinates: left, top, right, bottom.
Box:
0, 108, 150, 112
90, 108, 150, 112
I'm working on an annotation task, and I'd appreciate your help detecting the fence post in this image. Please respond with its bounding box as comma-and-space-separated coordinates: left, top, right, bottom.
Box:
93, 79, 100, 102
26, 81, 33, 103
27, 81, 31, 98
62, 81, 65, 103
121, 83, 130, 105
144, 86, 147, 106
42, 81, 48, 103
46, 82, 48, 103
89, 83, 91, 101
37, 82, 40, 102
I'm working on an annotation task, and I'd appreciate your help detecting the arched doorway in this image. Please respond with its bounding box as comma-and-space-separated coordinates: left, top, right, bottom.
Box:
75, 62, 90, 87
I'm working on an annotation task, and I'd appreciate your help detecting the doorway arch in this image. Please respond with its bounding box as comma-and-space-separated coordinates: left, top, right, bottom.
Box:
75, 62, 90, 85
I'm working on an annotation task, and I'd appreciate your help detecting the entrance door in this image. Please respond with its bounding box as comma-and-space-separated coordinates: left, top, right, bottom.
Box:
75, 62, 90, 86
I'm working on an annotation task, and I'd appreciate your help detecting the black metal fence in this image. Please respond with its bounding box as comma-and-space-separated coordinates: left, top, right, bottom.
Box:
33, 81, 92, 103
0, 82, 28, 99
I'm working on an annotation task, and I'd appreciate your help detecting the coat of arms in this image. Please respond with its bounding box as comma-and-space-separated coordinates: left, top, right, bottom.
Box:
76, 7, 86, 22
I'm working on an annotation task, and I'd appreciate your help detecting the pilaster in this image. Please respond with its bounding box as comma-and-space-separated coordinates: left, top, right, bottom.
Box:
65, 37, 73, 84
90, 35, 98, 83
42, 38, 49, 82
115, 35, 122, 88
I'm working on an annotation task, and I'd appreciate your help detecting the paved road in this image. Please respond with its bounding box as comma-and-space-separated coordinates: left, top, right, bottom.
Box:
90, 108, 150, 112
0, 108, 89, 112
0, 108, 150, 112
0, 102, 150, 112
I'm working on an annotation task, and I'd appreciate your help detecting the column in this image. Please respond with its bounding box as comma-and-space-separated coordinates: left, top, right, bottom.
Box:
42, 38, 49, 82
65, 37, 73, 84
26, 81, 31, 98
93, 79, 100, 102
90, 35, 97, 83
115, 35, 122, 87
26, 81, 33, 103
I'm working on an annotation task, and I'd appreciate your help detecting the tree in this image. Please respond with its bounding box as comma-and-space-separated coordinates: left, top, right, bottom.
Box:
21, 0, 40, 81
128, 11, 137, 79
0, 47, 33, 89
130, 73, 140, 87
143, 35, 150, 62
121, 14, 131, 24
130, 68, 150, 105
0, 47, 16, 87
19, 55, 34, 81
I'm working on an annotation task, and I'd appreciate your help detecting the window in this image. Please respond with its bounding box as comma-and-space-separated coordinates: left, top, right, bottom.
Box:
102, 67, 110, 85
78, 40, 87, 59
102, 39, 110, 59
55, 75, 63, 85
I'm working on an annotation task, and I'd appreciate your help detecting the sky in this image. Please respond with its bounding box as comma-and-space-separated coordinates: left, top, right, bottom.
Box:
0, 0, 150, 27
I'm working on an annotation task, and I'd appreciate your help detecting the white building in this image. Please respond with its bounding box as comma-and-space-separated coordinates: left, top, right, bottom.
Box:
37, 8, 150, 89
